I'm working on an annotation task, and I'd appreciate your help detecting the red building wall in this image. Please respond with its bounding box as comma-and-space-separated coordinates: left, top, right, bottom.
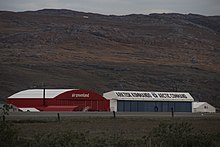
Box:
7, 89, 110, 111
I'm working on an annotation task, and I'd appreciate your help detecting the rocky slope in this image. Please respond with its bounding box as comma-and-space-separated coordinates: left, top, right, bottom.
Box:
0, 9, 220, 107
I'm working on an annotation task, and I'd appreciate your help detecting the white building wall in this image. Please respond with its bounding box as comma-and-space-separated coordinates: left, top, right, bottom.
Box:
110, 100, 117, 112
103, 91, 194, 101
192, 102, 216, 113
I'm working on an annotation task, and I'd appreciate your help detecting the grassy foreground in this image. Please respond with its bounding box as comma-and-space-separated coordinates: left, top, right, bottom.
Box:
1, 116, 220, 147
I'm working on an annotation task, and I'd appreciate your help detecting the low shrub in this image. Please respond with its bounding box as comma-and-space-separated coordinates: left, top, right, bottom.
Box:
149, 122, 216, 147
0, 122, 18, 147
0, 121, 219, 147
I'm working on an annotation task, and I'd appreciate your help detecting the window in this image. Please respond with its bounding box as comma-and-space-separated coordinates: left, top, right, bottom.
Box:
204, 106, 208, 109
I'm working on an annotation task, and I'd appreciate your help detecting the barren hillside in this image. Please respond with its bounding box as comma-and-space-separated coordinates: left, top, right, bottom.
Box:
0, 9, 220, 107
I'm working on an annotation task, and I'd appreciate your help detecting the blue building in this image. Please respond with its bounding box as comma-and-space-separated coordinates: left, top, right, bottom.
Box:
103, 91, 194, 112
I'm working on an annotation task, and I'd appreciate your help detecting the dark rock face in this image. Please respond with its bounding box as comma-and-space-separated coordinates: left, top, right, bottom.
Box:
0, 9, 220, 107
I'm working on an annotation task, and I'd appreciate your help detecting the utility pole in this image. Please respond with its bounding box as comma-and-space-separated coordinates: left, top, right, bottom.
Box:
43, 88, 46, 106
42, 82, 46, 106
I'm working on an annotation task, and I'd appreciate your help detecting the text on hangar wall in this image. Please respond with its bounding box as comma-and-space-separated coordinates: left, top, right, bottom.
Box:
115, 92, 188, 99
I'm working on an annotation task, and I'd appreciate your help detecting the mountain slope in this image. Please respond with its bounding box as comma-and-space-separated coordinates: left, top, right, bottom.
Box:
0, 9, 220, 107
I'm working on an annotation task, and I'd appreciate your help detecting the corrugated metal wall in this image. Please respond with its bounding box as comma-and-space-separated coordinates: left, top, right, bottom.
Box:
117, 101, 192, 112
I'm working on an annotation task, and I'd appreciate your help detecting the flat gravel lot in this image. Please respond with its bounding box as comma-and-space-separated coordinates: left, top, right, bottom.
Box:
4, 111, 220, 120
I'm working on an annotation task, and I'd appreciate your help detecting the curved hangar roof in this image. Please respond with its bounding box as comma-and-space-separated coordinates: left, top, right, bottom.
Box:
103, 91, 194, 102
8, 89, 75, 99
8, 89, 107, 101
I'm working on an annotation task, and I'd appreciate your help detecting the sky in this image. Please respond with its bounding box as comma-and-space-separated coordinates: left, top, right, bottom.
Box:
0, 0, 219, 16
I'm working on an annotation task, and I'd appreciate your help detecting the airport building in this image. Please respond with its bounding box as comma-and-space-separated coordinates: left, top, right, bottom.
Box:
7, 89, 109, 112
192, 102, 216, 113
103, 91, 194, 112
7, 89, 196, 112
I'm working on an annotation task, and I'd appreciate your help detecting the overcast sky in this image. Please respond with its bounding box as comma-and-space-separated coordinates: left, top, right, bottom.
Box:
0, 0, 219, 16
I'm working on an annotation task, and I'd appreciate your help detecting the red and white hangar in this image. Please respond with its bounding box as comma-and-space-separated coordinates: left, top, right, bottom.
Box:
7, 89, 110, 112
6, 89, 198, 112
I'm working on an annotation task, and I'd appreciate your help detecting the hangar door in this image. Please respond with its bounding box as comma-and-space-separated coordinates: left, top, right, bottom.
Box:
117, 101, 192, 112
